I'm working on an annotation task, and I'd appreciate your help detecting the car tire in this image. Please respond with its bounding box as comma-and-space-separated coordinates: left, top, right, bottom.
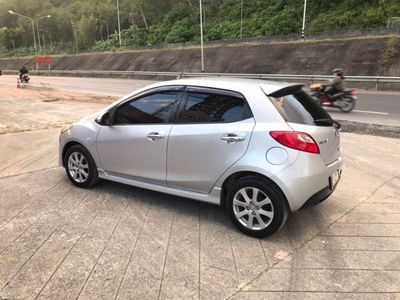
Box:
338, 97, 356, 113
65, 145, 99, 188
226, 176, 289, 238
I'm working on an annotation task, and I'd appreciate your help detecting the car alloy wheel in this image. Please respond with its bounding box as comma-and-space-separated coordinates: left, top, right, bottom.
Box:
67, 151, 90, 183
226, 175, 288, 237
233, 187, 274, 230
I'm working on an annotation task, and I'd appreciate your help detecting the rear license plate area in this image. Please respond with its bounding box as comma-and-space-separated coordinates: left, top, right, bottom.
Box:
329, 170, 341, 189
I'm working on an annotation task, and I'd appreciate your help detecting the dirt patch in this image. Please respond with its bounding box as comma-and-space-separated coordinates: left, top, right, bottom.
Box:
339, 120, 400, 139
1, 82, 398, 138
0, 84, 117, 134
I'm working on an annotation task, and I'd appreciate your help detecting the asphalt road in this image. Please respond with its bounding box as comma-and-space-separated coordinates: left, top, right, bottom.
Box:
1, 75, 400, 126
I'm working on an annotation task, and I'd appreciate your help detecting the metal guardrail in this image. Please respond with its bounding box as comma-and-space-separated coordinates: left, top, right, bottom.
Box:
2, 69, 400, 85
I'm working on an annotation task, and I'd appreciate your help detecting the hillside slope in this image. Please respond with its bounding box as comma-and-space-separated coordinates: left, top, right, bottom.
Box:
1, 36, 399, 77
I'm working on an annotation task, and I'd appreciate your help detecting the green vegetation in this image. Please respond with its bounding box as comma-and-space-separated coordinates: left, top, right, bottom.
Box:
0, 0, 399, 56
382, 36, 400, 64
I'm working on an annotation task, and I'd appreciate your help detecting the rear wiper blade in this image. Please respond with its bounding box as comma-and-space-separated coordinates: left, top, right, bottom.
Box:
314, 118, 342, 129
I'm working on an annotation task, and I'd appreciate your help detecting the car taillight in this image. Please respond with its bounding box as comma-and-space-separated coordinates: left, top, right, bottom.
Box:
270, 131, 320, 154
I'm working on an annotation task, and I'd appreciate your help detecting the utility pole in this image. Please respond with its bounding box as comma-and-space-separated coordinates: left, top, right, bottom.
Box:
200, 0, 205, 72
301, 0, 307, 41
36, 15, 51, 54
116, 0, 122, 47
36, 20, 41, 53
72, 22, 79, 52
40, 28, 52, 50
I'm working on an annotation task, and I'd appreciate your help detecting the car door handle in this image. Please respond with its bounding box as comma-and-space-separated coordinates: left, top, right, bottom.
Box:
220, 134, 246, 143
147, 132, 165, 141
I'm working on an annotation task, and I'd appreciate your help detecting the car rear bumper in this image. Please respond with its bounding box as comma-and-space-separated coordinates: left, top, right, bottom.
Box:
272, 152, 343, 212
299, 170, 341, 209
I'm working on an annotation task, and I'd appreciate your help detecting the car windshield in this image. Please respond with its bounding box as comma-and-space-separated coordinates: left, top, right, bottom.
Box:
267, 89, 333, 126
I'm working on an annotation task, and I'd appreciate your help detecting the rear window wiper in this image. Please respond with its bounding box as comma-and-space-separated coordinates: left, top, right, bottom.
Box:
314, 118, 342, 129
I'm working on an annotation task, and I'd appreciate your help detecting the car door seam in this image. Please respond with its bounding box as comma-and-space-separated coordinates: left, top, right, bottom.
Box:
209, 119, 257, 194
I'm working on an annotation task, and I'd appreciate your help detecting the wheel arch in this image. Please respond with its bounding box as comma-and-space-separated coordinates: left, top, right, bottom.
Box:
220, 171, 290, 210
62, 141, 87, 167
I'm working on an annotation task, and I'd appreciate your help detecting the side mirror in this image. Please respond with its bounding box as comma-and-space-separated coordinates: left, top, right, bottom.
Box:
96, 112, 109, 126
96, 107, 116, 126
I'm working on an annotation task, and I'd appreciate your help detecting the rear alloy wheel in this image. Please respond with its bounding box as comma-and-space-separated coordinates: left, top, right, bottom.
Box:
227, 176, 288, 237
65, 145, 99, 188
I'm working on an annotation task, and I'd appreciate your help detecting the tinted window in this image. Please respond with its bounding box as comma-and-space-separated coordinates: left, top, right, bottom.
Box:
268, 90, 332, 126
114, 92, 180, 125
179, 92, 247, 123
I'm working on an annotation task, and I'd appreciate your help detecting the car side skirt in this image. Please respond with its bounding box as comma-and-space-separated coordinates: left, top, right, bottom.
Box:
98, 169, 222, 205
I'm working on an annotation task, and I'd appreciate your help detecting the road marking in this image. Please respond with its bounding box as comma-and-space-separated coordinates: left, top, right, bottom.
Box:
353, 110, 389, 115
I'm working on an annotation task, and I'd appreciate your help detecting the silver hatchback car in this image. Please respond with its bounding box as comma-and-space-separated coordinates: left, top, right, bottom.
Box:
59, 77, 342, 237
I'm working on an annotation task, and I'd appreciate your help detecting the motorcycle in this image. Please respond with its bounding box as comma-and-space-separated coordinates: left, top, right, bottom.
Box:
17, 73, 30, 88
310, 83, 357, 113
21, 73, 30, 83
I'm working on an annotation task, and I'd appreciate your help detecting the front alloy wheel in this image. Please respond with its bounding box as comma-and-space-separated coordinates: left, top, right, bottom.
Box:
65, 145, 99, 188
68, 152, 89, 183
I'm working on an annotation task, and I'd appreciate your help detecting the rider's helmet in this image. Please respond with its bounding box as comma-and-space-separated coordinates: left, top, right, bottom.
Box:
333, 68, 343, 77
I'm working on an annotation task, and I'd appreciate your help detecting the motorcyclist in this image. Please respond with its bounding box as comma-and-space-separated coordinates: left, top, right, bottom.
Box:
324, 68, 345, 99
19, 66, 29, 81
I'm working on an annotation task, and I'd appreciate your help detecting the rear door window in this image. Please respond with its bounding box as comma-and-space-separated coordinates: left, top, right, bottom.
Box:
267, 90, 332, 126
177, 91, 251, 123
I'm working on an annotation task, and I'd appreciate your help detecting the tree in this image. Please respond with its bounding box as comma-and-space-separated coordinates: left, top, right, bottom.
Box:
1, 0, 400, 55
77, 15, 97, 49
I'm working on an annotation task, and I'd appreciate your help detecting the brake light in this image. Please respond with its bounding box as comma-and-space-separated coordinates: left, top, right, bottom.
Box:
270, 131, 320, 154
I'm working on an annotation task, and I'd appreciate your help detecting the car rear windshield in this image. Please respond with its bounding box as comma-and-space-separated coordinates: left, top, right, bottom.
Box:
267, 89, 332, 126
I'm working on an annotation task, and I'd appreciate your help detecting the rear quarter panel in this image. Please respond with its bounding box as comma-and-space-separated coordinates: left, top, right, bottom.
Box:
213, 121, 300, 202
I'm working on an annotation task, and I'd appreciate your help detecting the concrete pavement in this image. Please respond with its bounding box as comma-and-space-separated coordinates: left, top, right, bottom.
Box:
0, 128, 399, 299
0, 76, 399, 299
1, 75, 400, 126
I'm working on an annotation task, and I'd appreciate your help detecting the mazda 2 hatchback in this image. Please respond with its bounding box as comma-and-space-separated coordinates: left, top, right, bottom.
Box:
59, 77, 342, 237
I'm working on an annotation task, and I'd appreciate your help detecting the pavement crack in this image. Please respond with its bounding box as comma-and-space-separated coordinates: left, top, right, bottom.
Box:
204, 264, 236, 274
139, 262, 161, 281
0, 166, 59, 180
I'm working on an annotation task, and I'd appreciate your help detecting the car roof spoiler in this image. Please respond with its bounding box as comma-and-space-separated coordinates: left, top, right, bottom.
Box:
261, 83, 304, 98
